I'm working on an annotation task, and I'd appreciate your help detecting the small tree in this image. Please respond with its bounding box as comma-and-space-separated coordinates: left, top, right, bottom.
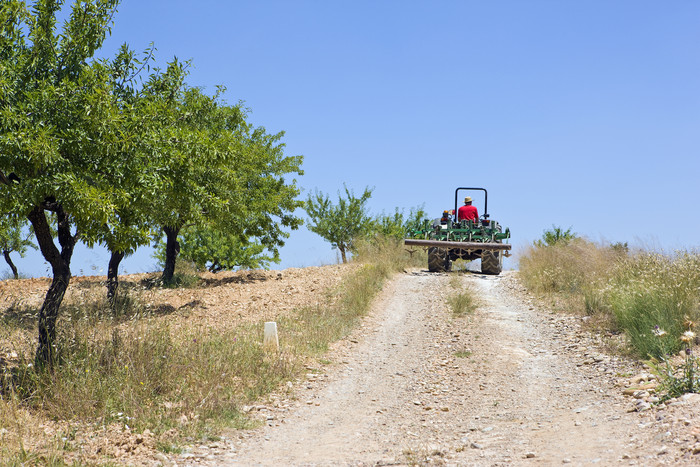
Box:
146, 83, 303, 284
372, 206, 427, 240
0, 215, 36, 279
305, 185, 374, 263
536, 225, 578, 247
154, 225, 274, 272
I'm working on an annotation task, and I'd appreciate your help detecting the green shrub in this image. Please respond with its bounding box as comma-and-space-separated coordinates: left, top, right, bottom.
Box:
535, 225, 577, 247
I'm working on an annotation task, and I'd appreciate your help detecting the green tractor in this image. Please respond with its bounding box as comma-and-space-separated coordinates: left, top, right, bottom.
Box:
405, 187, 511, 275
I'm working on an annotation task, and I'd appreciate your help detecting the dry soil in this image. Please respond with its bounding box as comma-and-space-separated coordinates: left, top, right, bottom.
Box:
174, 270, 700, 466
4, 267, 700, 466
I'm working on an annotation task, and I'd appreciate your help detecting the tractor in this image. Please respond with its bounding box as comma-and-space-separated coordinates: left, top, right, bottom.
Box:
405, 187, 511, 275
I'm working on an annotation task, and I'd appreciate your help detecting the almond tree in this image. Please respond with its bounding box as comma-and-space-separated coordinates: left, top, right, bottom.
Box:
92, 44, 166, 304
153, 227, 274, 273
305, 185, 374, 263
148, 83, 304, 283
0, 0, 122, 366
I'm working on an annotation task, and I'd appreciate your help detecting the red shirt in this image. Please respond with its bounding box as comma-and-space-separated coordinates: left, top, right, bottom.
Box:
457, 205, 479, 221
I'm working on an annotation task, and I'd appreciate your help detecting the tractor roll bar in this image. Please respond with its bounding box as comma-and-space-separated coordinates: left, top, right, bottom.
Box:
454, 187, 487, 222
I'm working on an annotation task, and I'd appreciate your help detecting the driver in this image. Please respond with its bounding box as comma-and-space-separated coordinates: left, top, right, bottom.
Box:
457, 196, 478, 222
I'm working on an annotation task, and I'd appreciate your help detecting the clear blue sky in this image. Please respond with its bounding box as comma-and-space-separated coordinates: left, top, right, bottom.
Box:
10, 0, 700, 277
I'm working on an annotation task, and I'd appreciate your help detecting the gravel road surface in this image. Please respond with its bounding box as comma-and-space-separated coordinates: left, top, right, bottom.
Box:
178, 270, 700, 466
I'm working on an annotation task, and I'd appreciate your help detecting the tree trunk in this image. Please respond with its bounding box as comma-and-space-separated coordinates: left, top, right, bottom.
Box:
339, 246, 347, 264
107, 250, 125, 307
161, 225, 181, 284
3, 249, 19, 279
27, 204, 77, 368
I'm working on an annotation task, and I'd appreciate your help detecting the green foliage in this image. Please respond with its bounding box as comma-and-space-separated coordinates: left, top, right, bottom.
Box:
371, 206, 427, 240
304, 185, 374, 263
0, 215, 36, 278
535, 225, 578, 247
154, 225, 276, 272
0, 0, 124, 235
0, 0, 305, 363
145, 79, 303, 282
0, 216, 34, 255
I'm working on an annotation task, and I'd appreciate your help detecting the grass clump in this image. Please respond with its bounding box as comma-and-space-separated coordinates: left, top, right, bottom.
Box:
604, 251, 700, 359
449, 292, 478, 316
519, 237, 700, 362
446, 273, 478, 316
519, 237, 622, 296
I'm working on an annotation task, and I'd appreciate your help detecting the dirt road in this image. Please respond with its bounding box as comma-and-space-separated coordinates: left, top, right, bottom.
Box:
179, 271, 699, 466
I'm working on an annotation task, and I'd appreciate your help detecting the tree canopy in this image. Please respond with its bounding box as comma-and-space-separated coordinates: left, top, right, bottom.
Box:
304, 185, 374, 263
0, 0, 304, 365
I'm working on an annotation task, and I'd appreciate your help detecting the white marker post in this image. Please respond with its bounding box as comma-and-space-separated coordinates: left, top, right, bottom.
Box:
263, 321, 279, 351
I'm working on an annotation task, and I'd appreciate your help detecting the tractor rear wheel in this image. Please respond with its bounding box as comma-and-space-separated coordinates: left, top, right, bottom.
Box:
481, 251, 502, 275
428, 247, 451, 272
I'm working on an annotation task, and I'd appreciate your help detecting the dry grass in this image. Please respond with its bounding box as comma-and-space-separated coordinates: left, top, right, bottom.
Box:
603, 251, 700, 358
519, 238, 623, 296
0, 236, 419, 464
447, 275, 478, 316
519, 241, 700, 359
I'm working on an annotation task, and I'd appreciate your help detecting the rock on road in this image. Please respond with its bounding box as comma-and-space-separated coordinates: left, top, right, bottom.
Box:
180, 270, 698, 466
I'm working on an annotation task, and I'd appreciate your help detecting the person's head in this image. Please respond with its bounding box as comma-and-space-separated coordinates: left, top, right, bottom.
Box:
464, 196, 472, 205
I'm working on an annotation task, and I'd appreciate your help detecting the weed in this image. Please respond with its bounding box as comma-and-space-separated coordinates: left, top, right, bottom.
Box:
648, 319, 700, 400
156, 442, 183, 454
402, 446, 446, 466
448, 292, 478, 316
454, 350, 472, 358
447, 276, 478, 316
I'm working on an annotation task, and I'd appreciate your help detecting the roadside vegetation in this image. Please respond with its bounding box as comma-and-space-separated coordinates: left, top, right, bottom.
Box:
519, 227, 700, 397
0, 236, 425, 463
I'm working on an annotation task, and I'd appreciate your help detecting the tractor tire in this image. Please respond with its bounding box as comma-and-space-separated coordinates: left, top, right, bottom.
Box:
481, 250, 502, 275
428, 247, 451, 272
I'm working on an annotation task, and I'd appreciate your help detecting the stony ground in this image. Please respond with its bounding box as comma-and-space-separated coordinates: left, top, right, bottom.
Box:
3, 267, 700, 465
0, 264, 354, 464
172, 270, 700, 466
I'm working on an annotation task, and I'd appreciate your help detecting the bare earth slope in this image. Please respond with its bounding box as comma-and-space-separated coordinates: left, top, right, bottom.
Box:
181, 270, 700, 466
